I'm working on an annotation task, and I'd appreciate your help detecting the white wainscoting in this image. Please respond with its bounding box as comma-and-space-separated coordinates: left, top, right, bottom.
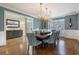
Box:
60, 30, 79, 41
0, 31, 6, 46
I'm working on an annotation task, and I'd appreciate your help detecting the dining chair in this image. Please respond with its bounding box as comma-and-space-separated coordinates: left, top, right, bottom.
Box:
43, 31, 60, 46
55, 31, 60, 45
26, 33, 42, 55
43, 31, 56, 46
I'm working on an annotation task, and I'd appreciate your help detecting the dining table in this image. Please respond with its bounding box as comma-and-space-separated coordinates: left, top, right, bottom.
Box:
35, 31, 52, 46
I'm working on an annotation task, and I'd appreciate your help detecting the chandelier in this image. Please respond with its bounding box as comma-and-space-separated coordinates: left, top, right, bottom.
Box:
39, 3, 50, 29
40, 3, 49, 20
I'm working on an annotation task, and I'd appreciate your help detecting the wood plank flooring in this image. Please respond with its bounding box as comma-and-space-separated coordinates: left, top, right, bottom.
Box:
0, 37, 27, 55
35, 38, 79, 55
0, 37, 79, 55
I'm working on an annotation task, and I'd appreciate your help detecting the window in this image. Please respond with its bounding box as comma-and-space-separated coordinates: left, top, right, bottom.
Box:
48, 19, 65, 30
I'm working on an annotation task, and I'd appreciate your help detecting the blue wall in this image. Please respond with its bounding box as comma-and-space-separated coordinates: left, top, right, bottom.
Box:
78, 14, 79, 30
65, 14, 78, 30
33, 18, 41, 29
0, 7, 4, 31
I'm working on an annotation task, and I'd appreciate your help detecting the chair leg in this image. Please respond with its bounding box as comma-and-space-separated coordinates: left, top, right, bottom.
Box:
28, 45, 33, 55
54, 39, 56, 47
33, 46, 36, 55
56, 37, 59, 45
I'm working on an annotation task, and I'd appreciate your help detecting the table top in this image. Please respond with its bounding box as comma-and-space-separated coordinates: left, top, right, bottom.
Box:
36, 32, 52, 39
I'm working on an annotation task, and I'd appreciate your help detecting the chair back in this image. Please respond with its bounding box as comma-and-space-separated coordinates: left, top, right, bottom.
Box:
54, 31, 60, 39
26, 33, 38, 46
46, 31, 55, 40
44, 31, 56, 44
56, 31, 60, 36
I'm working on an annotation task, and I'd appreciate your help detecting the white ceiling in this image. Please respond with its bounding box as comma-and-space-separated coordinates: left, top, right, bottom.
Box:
0, 3, 79, 18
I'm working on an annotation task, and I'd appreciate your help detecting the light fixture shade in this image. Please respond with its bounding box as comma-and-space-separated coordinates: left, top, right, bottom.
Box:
39, 3, 51, 29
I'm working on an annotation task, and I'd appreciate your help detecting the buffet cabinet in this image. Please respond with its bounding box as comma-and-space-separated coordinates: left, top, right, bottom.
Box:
6, 30, 23, 39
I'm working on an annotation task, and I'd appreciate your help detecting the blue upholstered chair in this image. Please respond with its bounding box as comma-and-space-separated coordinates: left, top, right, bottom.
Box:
43, 31, 60, 46
55, 31, 60, 40
26, 33, 42, 55
43, 32, 56, 45
55, 31, 60, 45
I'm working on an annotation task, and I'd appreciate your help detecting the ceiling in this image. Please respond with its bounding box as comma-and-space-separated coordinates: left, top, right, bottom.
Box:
0, 3, 79, 18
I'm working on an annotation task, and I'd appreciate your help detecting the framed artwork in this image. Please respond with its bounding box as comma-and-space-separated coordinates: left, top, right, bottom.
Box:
6, 19, 20, 28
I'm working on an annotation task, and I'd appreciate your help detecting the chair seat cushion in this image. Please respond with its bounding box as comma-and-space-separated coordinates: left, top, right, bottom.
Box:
30, 40, 42, 46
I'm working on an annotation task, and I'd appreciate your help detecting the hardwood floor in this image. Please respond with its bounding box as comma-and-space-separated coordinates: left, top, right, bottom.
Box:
0, 37, 27, 55
35, 38, 79, 55
0, 37, 79, 55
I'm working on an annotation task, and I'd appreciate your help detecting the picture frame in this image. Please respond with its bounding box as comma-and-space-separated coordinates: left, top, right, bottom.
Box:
6, 19, 20, 28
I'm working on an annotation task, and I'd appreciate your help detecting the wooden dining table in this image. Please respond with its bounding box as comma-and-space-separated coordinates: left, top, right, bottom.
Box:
35, 32, 52, 45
